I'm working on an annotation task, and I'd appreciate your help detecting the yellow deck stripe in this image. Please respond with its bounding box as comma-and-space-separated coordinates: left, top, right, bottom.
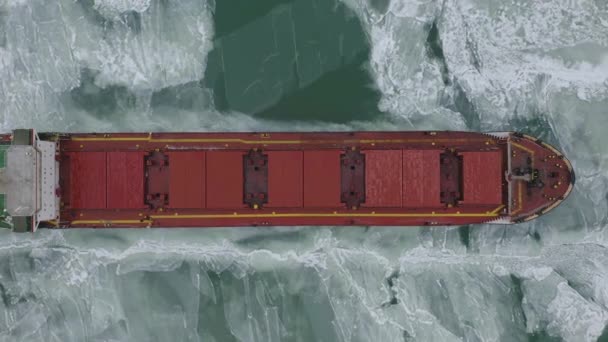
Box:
70, 208, 503, 225
69, 220, 152, 225
511, 181, 524, 215
150, 212, 498, 219
46, 220, 59, 227
490, 205, 505, 215
70, 136, 490, 145
511, 142, 535, 155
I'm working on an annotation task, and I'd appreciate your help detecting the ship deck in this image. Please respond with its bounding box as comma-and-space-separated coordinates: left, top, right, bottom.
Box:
28, 130, 573, 228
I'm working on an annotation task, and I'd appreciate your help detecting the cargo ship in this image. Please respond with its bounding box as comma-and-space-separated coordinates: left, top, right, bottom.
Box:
0, 129, 574, 232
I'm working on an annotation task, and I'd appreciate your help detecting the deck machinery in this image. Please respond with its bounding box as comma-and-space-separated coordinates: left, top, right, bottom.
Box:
0, 129, 574, 232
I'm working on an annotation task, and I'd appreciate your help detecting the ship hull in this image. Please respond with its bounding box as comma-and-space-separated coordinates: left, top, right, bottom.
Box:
0, 130, 575, 230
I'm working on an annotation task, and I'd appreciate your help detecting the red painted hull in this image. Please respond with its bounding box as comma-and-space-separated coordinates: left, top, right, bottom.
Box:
26, 130, 573, 228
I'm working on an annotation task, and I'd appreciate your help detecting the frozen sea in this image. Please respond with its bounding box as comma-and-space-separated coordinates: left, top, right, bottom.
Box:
1, 0, 608, 341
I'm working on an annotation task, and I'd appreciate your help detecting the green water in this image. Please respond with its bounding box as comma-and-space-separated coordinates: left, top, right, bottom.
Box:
205, 0, 382, 122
